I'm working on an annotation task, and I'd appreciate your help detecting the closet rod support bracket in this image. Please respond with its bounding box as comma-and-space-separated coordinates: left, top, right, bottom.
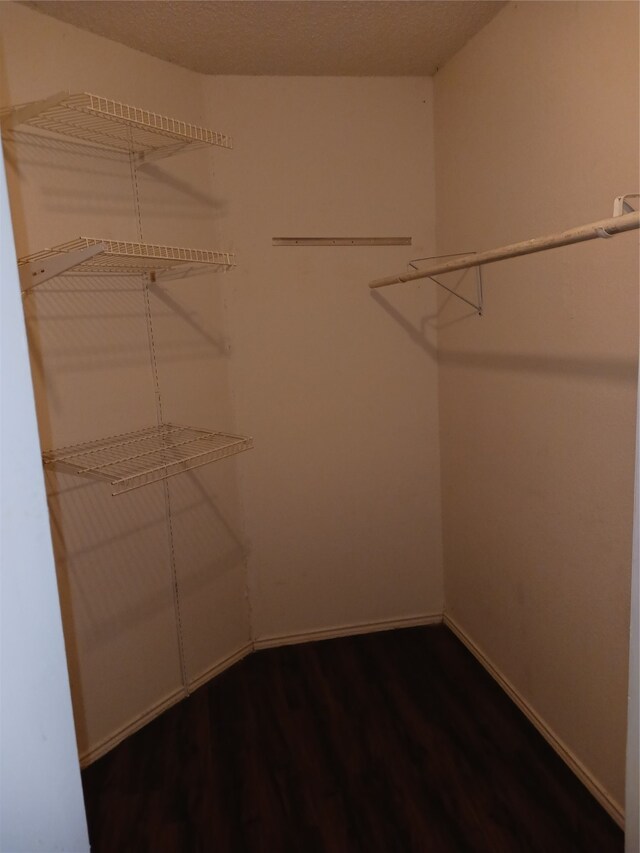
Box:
613, 194, 639, 217
601, 194, 639, 237
408, 253, 484, 316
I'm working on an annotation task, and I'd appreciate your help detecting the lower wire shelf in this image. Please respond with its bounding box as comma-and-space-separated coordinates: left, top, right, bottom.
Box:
42, 423, 253, 495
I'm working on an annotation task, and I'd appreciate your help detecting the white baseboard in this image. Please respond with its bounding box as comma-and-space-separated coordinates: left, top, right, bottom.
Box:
187, 642, 253, 693
78, 618, 444, 768
81, 610, 623, 833
79, 643, 253, 768
254, 612, 443, 650
79, 686, 186, 768
443, 613, 625, 828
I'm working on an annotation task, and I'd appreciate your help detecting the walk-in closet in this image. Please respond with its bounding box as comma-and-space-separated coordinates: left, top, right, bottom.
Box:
1, 2, 638, 851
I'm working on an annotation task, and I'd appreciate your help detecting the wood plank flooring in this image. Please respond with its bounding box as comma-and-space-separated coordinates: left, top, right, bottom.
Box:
82, 625, 624, 852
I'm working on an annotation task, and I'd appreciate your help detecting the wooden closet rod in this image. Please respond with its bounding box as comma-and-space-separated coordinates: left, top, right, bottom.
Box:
369, 211, 640, 290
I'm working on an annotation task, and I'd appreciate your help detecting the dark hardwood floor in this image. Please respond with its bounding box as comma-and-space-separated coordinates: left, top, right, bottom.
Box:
82, 625, 623, 852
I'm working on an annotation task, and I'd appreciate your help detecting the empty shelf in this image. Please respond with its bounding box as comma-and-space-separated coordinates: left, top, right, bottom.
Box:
43, 424, 253, 495
0, 91, 232, 159
18, 237, 236, 290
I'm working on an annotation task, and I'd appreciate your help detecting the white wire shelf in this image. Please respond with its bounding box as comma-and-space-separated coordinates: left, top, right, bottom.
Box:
0, 91, 232, 161
43, 424, 253, 495
18, 237, 236, 291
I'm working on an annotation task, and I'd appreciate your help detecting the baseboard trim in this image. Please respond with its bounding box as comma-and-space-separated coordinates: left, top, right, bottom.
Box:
254, 612, 443, 650
443, 613, 625, 828
79, 643, 254, 768
78, 618, 444, 768
81, 611, 622, 830
187, 642, 253, 693
79, 686, 186, 768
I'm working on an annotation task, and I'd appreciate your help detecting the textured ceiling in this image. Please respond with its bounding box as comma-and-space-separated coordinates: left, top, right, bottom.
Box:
22, 1, 506, 76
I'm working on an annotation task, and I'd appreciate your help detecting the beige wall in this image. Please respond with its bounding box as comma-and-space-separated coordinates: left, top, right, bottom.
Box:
0, 2, 251, 760
0, 2, 444, 758
434, 0, 639, 814
204, 75, 443, 639
4, 0, 633, 815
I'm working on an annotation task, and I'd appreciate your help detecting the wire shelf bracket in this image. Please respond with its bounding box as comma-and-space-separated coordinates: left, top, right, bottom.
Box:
133, 142, 191, 167
0, 92, 69, 132
17, 237, 236, 292
18, 241, 106, 292
43, 423, 254, 495
407, 253, 484, 316
0, 91, 232, 162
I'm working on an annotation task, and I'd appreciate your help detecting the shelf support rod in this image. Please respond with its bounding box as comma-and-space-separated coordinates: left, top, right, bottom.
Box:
369, 211, 640, 290
18, 243, 106, 293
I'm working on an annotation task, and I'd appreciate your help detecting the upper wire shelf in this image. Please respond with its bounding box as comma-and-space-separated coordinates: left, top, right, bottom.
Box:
18, 237, 236, 291
43, 423, 253, 495
0, 91, 232, 161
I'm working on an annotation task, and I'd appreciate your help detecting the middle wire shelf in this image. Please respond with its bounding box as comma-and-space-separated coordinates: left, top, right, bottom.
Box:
18, 237, 237, 291
43, 423, 254, 495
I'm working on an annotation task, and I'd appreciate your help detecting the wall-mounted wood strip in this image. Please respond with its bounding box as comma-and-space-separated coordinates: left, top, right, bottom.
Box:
272, 237, 412, 246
